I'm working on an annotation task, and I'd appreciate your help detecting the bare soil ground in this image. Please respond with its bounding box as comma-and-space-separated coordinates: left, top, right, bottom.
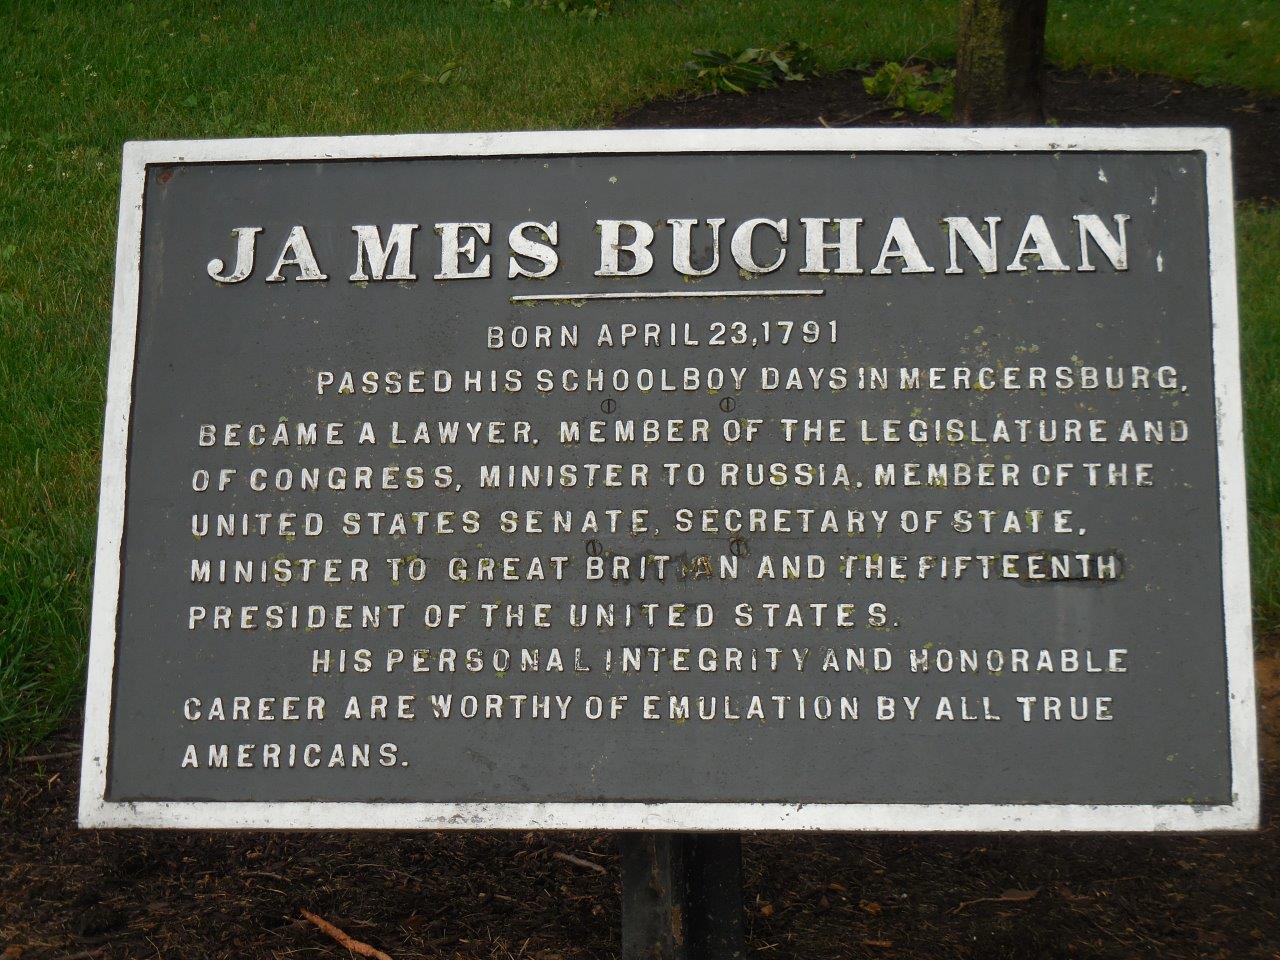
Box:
5, 66, 1280, 960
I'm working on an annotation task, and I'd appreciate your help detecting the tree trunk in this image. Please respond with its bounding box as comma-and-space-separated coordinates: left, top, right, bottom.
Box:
954, 0, 1048, 125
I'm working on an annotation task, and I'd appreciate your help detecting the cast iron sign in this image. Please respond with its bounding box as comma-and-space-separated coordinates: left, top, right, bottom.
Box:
80, 130, 1258, 830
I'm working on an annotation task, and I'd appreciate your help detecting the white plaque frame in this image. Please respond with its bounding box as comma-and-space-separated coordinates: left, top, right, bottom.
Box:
80, 128, 1258, 831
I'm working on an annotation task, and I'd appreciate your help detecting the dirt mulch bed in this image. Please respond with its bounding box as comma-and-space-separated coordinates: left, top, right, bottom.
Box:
6, 68, 1280, 959
3, 729, 1279, 960
617, 65, 1280, 204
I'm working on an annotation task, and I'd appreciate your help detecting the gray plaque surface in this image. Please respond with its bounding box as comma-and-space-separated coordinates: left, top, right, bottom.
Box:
81, 130, 1257, 831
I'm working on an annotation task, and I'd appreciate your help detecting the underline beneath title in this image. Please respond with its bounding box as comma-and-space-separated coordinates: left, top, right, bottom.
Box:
509, 288, 826, 303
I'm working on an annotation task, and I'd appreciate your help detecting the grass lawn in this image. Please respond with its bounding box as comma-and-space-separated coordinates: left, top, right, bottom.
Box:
1, 0, 1278, 755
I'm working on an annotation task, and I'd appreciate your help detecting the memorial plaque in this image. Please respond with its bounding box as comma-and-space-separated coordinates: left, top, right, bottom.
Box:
81, 129, 1258, 830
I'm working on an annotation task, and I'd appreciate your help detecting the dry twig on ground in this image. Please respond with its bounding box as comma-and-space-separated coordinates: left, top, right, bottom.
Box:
552, 851, 607, 875
300, 909, 393, 960
16, 750, 80, 764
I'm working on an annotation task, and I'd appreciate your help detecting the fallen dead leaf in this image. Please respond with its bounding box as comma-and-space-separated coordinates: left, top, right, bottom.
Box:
998, 888, 1040, 902
954, 887, 1042, 912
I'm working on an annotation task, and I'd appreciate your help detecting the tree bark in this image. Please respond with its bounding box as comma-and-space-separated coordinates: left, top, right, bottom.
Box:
954, 0, 1048, 125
